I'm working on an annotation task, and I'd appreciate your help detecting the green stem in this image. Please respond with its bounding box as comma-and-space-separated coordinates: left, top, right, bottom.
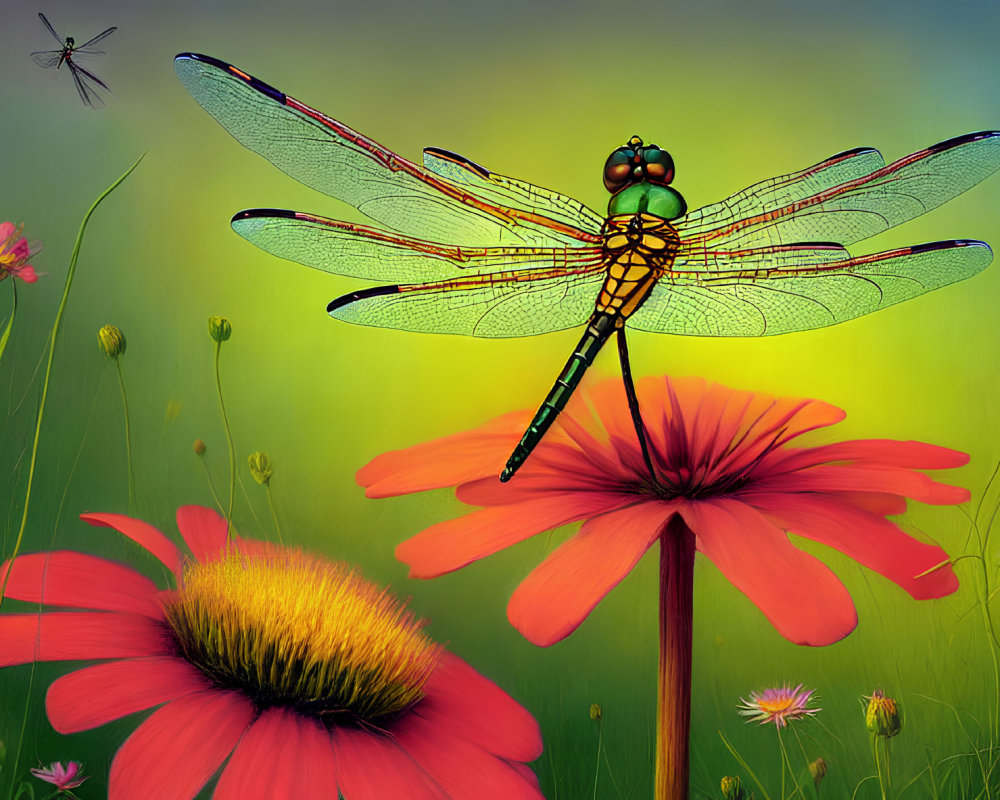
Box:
198, 454, 225, 514
591, 713, 604, 800
0, 279, 17, 367
265, 482, 284, 545
214, 340, 236, 543
874, 736, 888, 800
0, 154, 142, 612
114, 357, 135, 513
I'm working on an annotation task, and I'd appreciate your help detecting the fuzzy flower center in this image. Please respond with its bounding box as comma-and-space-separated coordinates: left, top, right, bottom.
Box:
164, 549, 442, 726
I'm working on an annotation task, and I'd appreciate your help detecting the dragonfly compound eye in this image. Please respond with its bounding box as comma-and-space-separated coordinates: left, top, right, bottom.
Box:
603, 147, 637, 193
641, 147, 675, 185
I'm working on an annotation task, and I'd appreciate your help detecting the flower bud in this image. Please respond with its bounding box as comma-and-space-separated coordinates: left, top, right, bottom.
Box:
97, 324, 126, 358
193, 438, 207, 456
720, 775, 745, 800
208, 315, 231, 343
248, 451, 273, 485
865, 689, 901, 738
809, 757, 827, 786
589, 703, 602, 721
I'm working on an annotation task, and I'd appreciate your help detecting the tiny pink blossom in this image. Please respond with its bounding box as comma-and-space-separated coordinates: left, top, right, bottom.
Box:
0, 222, 39, 283
30, 761, 88, 790
738, 684, 820, 729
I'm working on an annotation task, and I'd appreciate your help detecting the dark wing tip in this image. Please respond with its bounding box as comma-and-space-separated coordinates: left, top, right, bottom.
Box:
231, 208, 298, 224
908, 239, 990, 255
174, 53, 286, 104
928, 130, 1000, 153
424, 146, 491, 179
327, 285, 401, 314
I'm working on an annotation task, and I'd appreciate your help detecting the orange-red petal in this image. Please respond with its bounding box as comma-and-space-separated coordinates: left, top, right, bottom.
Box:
80, 513, 182, 577
358, 411, 532, 498
176, 505, 232, 562
417, 653, 542, 761
333, 726, 446, 800
46, 656, 211, 733
507, 501, 673, 646
396, 492, 627, 579
680, 498, 858, 646
0, 552, 162, 617
748, 491, 958, 599
751, 464, 970, 505
392, 711, 544, 799
0, 612, 171, 666
214, 708, 337, 800
108, 690, 253, 800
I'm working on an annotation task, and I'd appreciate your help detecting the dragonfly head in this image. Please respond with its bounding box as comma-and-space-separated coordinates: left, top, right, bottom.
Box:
65, 36, 75, 48
604, 136, 686, 220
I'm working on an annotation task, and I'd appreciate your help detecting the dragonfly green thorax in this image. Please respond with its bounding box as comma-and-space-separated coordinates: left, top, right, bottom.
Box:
604, 135, 687, 220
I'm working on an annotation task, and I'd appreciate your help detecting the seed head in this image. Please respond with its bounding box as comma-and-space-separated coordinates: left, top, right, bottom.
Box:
97, 324, 126, 358
193, 438, 207, 456
589, 703, 602, 721
208, 315, 232, 343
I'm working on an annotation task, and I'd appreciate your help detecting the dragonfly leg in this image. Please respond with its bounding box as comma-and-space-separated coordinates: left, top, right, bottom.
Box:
615, 328, 657, 484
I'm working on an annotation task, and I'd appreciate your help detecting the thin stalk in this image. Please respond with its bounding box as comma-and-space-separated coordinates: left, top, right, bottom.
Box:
874, 736, 888, 800
719, 731, 773, 800
0, 279, 17, 366
198, 453, 225, 514
0, 154, 142, 609
654, 515, 695, 800
592, 714, 603, 800
113, 357, 135, 512
213, 340, 236, 542
265, 482, 284, 545
615, 328, 657, 484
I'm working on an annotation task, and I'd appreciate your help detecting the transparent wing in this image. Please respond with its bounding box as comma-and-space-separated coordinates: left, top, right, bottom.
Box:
31, 50, 63, 69
232, 208, 604, 284
67, 62, 109, 108
627, 240, 992, 336
422, 148, 604, 237
76, 26, 117, 50
174, 53, 600, 249
327, 262, 607, 338
676, 132, 1000, 250
37, 13, 63, 45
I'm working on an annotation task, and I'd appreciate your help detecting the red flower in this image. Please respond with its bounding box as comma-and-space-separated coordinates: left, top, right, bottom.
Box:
360, 375, 965, 647
0, 222, 38, 283
0, 507, 542, 799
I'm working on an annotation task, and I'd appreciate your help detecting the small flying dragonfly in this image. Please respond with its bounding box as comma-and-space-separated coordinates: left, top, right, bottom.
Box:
31, 13, 116, 108
174, 53, 1000, 482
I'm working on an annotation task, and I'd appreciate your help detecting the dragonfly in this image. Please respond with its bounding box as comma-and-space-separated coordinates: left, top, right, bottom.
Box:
31, 13, 117, 108
174, 52, 1000, 482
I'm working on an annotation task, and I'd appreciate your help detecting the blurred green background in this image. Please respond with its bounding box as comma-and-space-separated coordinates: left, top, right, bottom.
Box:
1, 0, 999, 797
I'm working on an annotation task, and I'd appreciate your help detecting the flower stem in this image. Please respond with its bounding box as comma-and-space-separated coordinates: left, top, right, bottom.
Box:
214, 340, 236, 542
592, 713, 603, 800
265, 483, 284, 545
874, 736, 888, 800
0, 279, 17, 367
0, 155, 142, 610
655, 515, 695, 800
114, 357, 135, 513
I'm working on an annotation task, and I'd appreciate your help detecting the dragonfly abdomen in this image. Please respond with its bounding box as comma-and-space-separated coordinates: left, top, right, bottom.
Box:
499, 213, 680, 481
500, 313, 617, 482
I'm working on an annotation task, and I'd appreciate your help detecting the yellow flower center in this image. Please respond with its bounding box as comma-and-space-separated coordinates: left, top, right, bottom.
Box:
759, 697, 795, 715
164, 548, 442, 725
